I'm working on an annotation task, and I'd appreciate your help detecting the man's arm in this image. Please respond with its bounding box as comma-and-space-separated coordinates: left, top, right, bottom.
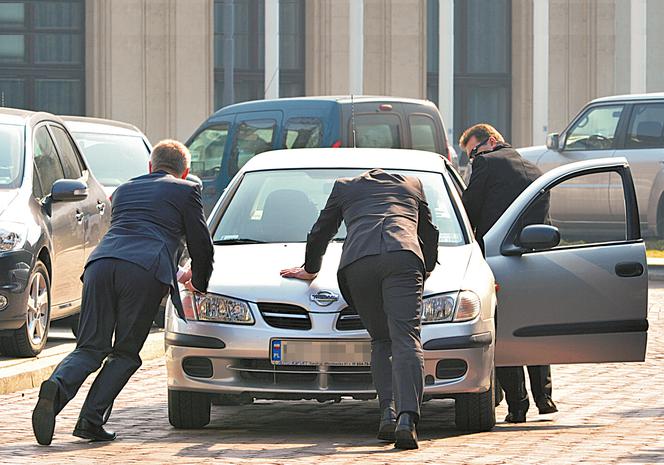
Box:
182, 184, 214, 293
416, 179, 439, 273
461, 155, 489, 228
303, 181, 344, 274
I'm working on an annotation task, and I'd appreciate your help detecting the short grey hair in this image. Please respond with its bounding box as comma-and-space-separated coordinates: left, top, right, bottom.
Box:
150, 139, 191, 176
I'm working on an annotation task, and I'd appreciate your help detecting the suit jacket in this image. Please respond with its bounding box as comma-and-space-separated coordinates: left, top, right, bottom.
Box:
304, 169, 439, 276
462, 145, 548, 242
86, 170, 214, 318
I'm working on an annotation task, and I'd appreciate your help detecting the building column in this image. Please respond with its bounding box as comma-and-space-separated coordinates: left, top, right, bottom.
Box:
438, 0, 454, 144
532, 0, 549, 145
630, 0, 646, 93
265, 0, 279, 99
349, 0, 364, 94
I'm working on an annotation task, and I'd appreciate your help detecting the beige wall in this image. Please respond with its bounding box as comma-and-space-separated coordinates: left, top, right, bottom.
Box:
305, 0, 426, 98
85, 0, 213, 144
647, 0, 664, 91
511, 0, 534, 148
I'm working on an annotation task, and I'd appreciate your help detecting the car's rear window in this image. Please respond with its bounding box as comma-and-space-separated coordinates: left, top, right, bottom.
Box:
213, 168, 466, 246
0, 124, 24, 188
72, 132, 149, 186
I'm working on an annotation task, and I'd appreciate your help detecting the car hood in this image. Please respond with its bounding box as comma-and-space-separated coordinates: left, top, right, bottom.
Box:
0, 189, 21, 216
516, 145, 548, 164
206, 243, 474, 312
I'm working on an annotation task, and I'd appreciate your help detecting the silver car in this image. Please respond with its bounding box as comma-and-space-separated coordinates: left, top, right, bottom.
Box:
519, 92, 664, 238
165, 148, 648, 432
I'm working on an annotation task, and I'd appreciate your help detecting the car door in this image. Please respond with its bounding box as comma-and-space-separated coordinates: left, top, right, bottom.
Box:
538, 103, 626, 227
33, 124, 85, 314
484, 157, 647, 366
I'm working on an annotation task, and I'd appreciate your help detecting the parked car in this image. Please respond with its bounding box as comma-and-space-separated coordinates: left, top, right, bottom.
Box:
164, 148, 647, 432
185, 96, 456, 213
61, 116, 152, 198
518, 92, 664, 238
0, 108, 111, 356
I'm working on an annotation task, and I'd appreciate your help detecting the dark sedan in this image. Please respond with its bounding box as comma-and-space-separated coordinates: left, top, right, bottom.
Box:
0, 108, 111, 356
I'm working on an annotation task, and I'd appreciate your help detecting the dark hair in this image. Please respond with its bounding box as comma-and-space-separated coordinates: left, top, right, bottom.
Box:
459, 123, 505, 150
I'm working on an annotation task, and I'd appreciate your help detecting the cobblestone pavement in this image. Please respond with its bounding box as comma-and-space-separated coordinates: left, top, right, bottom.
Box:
0, 283, 663, 465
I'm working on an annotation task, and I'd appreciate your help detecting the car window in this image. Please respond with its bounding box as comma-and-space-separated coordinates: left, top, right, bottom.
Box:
187, 124, 229, 181
564, 105, 623, 151
229, 119, 276, 176
32, 163, 43, 198
626, 103, 664, 149
282, 117, 323, 149
214, 168, 466, 246
73, 132, 149, 186
353, 114, 401, 148
50, 125, 82, 179
518, 171, 627, 248
0, 123, 24, 188
409, 114, 439, 152
33, 125, 64, 194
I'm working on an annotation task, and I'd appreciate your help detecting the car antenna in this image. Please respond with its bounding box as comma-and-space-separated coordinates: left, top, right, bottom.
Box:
351, 93, 357, 148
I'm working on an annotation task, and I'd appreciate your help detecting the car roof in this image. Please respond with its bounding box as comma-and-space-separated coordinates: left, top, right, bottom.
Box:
61, 115, 147, 138
0, 107, 62, 126
591, 92, 664, 104
211, 95, 436, 115
240, 148, 447, 174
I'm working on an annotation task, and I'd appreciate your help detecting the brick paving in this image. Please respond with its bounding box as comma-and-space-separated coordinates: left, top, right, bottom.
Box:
0, 283, 663, 464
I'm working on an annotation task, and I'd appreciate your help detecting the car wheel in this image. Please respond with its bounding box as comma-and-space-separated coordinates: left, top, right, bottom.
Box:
0, 261, 50, 357
454, 373, 496, 432
657, 195, 664, 239
168, 389, 211, 429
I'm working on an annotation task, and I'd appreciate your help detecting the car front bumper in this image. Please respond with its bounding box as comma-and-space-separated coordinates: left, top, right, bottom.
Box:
0, 250, 33, 331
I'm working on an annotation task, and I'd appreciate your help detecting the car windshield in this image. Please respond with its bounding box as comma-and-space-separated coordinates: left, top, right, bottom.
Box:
0, 124, 24, 189
213, 168, 466, 246
72, 132, 149, 186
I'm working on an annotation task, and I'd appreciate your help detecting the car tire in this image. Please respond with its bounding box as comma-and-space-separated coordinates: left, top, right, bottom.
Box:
168, 389, 211, 429
0, 261, 51, 357
454, 374, 496, 432
657, 195, 664, 239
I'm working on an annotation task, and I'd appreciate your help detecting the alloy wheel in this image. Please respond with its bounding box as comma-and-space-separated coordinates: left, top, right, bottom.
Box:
26, 271, 49, 347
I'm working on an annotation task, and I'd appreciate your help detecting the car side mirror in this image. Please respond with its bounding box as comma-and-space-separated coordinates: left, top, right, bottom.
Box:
546, 133, 561, 151
518, 224, 560, 251
51, 179, 88, 202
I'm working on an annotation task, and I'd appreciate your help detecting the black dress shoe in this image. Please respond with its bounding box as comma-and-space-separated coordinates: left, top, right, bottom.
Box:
504, 410, 527, 423
32, 380, 58, 445
536, 396, 558, 415
73, 418, 116, 442
377, 407, 397, 441
394, 412, 418, 450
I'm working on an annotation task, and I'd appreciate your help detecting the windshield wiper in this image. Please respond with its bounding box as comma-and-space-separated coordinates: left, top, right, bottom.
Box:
213, 238, 266, 245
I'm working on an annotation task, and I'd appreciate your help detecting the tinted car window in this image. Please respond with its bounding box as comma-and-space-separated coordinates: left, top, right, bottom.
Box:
282, 117, 323, 149
0, 123, 24, 188
33, 125, 64, 194
50, 125, 82, 179
626, 103, 664, 149
410, 115, 439, 152
230, 119, 276, 175
188, 124, 229, 181
564, 105, 623, 151
354, 114, 401, 148
214, 168, 465, 246
73, 132, 149, 186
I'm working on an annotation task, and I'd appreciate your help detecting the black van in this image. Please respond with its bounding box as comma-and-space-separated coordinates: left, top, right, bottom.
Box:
185, 96, 455, 213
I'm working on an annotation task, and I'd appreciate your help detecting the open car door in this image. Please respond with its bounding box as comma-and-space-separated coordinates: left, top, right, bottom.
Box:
484, 157, 648, 366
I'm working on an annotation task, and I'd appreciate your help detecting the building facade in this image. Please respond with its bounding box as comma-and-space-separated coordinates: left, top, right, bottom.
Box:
0, 0, 662, 147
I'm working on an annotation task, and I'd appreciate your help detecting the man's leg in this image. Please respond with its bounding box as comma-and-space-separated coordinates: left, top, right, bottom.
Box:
528, 365, 557, 414
496, 366, 529, 422
33, 259, 116, 444
77, 261, 166, 427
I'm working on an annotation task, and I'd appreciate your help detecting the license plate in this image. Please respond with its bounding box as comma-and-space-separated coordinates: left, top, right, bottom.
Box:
271, 339, 371, 366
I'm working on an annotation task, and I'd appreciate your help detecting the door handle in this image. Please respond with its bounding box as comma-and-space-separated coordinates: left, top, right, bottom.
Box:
615, 262, 644, 277
75, 211, 84, 224
96, 202, 106, 215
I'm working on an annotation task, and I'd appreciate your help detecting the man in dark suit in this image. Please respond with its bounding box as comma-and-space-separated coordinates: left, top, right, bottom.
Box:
32, 140, 214, 445
460, 123, 557, 423
281, 169, 438, 450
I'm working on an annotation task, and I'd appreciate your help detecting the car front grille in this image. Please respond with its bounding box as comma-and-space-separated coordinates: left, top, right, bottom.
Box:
335, 307, 365, 331
258, 303, 312, 330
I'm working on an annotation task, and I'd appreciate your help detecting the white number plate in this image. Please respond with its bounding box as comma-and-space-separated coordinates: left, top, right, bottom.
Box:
271, 339, 371, 366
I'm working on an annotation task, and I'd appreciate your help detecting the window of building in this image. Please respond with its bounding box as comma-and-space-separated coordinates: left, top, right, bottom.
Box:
0, 1, 85, 114
213, 0, 305, 110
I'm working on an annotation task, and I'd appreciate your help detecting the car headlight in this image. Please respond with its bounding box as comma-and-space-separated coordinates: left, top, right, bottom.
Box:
182, 291, 254, 324
0, 221, 27, 252
421, 290, 481, 324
